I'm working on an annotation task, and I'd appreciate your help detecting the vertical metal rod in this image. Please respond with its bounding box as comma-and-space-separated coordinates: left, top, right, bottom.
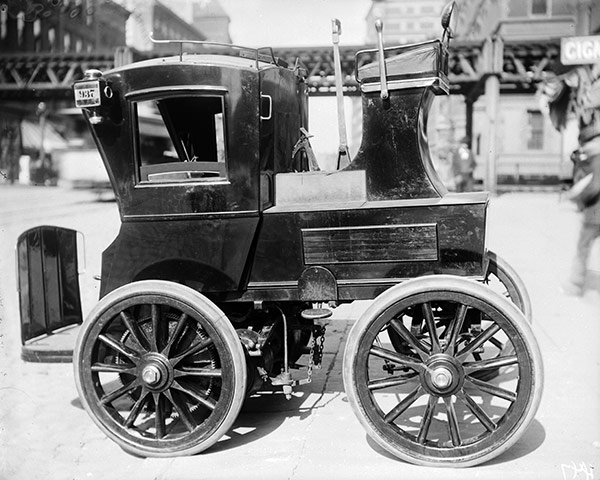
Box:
332, 18, 351, 168
375, 19, 388, 100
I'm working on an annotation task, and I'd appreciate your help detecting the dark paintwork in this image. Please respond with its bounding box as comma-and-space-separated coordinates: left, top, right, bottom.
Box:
347, 88, 447, 200
75, 40, 487, 305
17, 226, 82, 343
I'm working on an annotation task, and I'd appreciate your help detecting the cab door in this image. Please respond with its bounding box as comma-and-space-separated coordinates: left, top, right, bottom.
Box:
90, 64, 262, 295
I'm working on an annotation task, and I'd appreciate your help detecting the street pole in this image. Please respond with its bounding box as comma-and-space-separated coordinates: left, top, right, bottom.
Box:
484, 74, 500, 195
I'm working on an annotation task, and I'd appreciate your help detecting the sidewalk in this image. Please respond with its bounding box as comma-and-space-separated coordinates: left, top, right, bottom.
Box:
0, 186, 598, 479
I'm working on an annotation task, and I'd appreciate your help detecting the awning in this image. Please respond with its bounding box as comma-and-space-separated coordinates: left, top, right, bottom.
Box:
20, 120, 68, 151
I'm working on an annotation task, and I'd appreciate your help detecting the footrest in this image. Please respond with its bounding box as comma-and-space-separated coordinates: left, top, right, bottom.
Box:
301, 308, 333, 320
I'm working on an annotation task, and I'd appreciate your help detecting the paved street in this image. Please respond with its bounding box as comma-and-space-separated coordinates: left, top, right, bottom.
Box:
0, 184, 599, 480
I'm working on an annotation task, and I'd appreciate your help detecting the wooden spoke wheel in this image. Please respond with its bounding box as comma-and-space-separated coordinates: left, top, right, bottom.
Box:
343, 275, 543, 467
74, 280, 246, 457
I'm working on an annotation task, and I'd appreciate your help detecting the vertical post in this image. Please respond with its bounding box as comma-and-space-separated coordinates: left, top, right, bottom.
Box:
465, 98, 473, 148
484, 74, 500, 195
481, 34, 503, 195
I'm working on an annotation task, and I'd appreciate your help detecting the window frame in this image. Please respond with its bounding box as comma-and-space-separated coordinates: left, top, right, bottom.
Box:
529, 0, 550, 16
526, 109, 544, 150
127, 86, 230, 187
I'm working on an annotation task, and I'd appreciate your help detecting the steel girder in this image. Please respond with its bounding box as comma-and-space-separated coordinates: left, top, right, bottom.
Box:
0, 39, 560, 100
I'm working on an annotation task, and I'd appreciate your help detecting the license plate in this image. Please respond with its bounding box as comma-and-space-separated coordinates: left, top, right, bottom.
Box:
74, 80, 101, 108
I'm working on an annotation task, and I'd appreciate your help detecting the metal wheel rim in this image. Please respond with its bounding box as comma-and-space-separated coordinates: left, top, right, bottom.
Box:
483, 250, 532, 322
74, 281, 246, 457
344, 276, 543, 467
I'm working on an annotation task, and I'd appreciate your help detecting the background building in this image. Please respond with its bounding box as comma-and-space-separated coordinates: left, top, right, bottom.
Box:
449, 0, 599, 184
366, 0, 447, 44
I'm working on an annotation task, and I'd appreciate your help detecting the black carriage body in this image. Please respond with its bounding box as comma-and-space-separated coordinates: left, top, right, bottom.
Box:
82, 45, 488, 303
62, 12, 544, 466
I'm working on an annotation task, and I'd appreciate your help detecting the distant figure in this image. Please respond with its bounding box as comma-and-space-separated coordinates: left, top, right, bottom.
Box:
451, 137, 476, 192
564, 142, 600, 296
543, 64, 600, 296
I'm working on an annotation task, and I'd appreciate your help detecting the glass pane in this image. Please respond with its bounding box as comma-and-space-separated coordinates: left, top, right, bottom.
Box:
135, 95, 227, 183
527, 111, 544, 150
531, 0, 548, 15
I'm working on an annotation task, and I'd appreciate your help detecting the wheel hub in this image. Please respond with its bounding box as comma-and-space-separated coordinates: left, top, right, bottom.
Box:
142, 365, 161, 385
422, 354, 464, 396
139, 353, 173, 391
430, 366, 453, 389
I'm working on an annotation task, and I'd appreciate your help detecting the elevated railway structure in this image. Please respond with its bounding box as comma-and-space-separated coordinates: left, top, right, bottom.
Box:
0, 39, 560, 99
0, 37, 563, 190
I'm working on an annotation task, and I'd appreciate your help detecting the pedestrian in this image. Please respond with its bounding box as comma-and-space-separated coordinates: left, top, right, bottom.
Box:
451, 136, 476, 192
563, 137, 600, 296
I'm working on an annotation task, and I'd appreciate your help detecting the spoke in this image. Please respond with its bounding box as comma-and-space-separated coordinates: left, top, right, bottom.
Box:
120, 310, 150, 352
464, 355, 518, 374
389, 319, 430, 361
368, 373, 419, 391
164, 390, 196, 432
174, 367, 222, 378
150, 304, 162, 352
443, 396, 461, 447
124, 389, 150, 428
444, 304, 467, 355
489, 336, 504, 350
465, 376, 517, 402
98, 334, 141, 361
162, 313, 189, 357
417, 395, 438, 444
171, 381, 217, 411
91, 362, 137, 375
384, 385, 424, 423
370, 346, 424, 373
458, 390, 496, 432
457, 323, 501, 361
170, 337, 214, 367
421, 302, 441, 354
100, 379, 139, 405
153, 393, 166, 439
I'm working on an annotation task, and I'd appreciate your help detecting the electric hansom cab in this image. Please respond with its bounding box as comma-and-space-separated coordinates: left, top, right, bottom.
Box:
16, 2, 542, 467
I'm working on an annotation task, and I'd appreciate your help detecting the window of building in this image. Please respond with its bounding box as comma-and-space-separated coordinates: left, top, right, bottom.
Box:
527, 110, 544, 149
86, 5, 94, 25
48, 27, 55, 50
0, 7, 7, 40
530, 0, 549, 16
33, 19, 41, 51
133, 95, 228, 184
17, 11, 24, 45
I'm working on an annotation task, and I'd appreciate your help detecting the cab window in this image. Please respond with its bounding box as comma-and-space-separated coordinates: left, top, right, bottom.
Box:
134, 95, 227, 183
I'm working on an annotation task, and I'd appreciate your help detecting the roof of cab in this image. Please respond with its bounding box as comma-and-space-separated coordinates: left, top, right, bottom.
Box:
112, 52, 287, 75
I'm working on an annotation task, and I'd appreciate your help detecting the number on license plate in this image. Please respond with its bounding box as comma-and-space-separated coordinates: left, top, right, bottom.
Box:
74, 81, 101, 107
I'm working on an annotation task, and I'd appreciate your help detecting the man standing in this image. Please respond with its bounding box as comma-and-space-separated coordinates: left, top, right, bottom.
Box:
564, 138, 600, 295
451, 136, 476, 192
545, 64, 600, 296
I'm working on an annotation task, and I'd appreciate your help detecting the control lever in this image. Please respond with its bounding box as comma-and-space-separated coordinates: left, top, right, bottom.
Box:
332, 18, 351, 169
375, 19, 389, 100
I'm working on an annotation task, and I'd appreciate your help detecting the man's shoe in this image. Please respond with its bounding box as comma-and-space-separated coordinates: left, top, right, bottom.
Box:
561, 282, 584, 297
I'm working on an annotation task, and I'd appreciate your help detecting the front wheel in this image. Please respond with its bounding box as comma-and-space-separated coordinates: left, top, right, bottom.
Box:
74, 280, 247, 457
343, 275, 543, 467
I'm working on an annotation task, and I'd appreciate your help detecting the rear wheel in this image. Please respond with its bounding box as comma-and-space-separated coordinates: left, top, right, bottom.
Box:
343, 275, 543, 467
483, 250, 532, 322
74, 280, 246, 457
